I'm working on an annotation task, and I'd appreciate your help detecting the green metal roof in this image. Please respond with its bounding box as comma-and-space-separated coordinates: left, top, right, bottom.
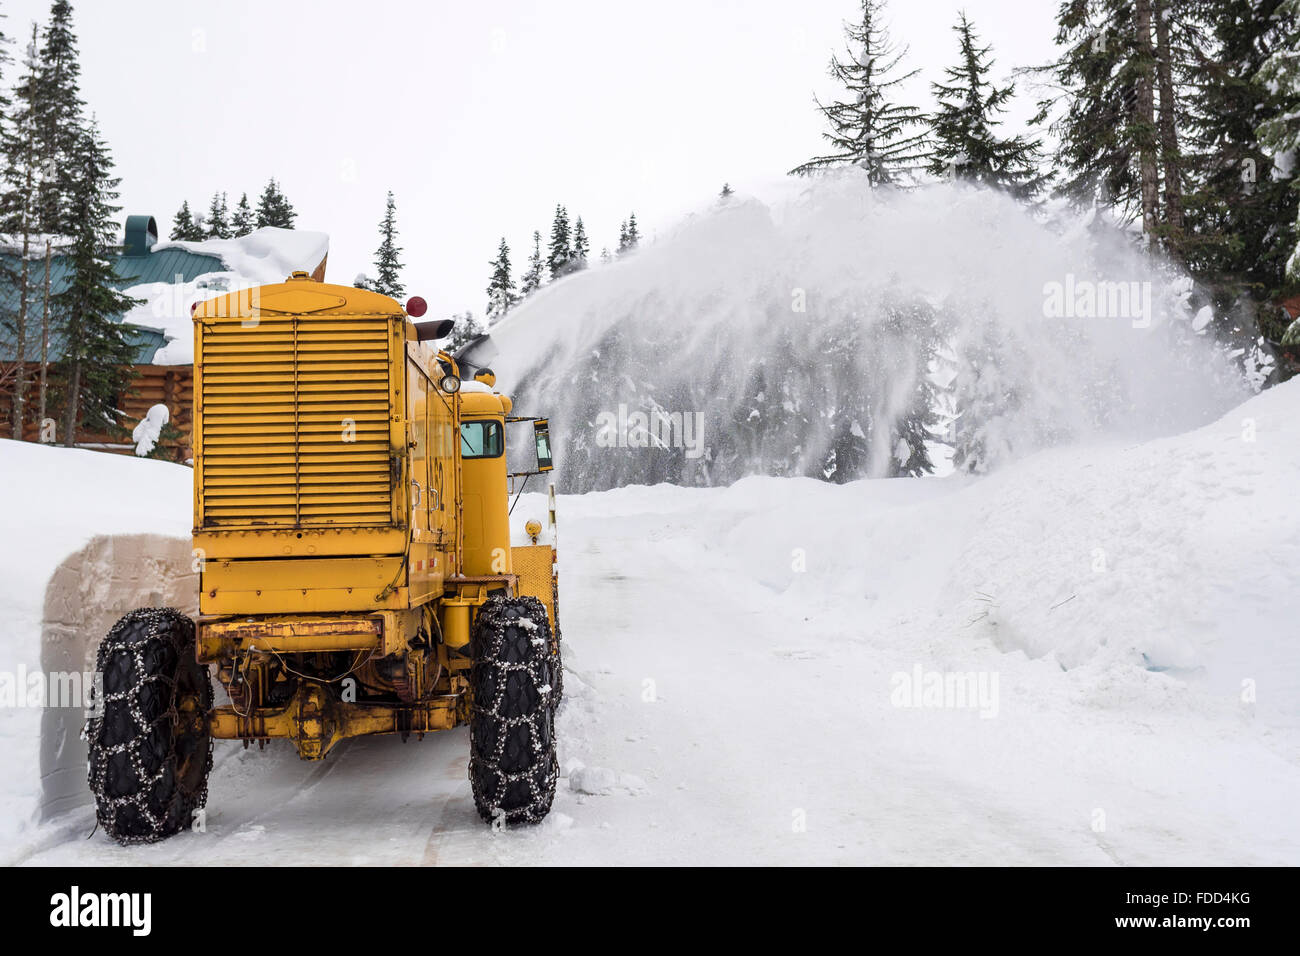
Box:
0, 231, 225, 364
114, 245, 225, 286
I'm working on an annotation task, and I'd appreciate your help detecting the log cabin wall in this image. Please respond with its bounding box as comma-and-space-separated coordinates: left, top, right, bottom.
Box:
1, 363, 194, 462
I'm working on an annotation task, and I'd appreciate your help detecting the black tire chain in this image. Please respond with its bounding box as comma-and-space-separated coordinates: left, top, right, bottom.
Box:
84, 607, 213, 845
468, 595, 558, 825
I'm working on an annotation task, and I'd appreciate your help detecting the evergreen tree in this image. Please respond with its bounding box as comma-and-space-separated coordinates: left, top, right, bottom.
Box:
948, 313, 1025, 474
1182, 0, 1299, 340
371, 190, 404, 298
33, 0, 84, 234
927, 13, 1046, 198
0, 15, 10, 127
519, 230, 544, 296
0, 18, 35, 441
572, 216, 590, 271
1152, 0, 1188, 251
169, 199, 202, 241
1032, 0, 1193, 252
255, 177, 296, 228
599, 246, 612, 264
445, 309, 486, 355
1256, 0, 1300, 287
485, 237, 518, 322
790, 0, 929, 184
547, 204, 572, 279
230, 191, 254, 236
618, 213, 640, 253
720, 182, 734, 199
52, 121, 140, 447
204, 190, 229, 239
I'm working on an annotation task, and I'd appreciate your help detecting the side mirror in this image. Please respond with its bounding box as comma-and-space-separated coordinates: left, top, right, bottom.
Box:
533, 420, 553, 472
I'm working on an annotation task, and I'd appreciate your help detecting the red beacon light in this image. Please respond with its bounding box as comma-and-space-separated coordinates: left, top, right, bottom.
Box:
406, 296, 427, 318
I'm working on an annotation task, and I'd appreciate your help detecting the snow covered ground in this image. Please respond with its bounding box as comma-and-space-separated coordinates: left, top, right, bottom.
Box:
2, 380, 1298, 865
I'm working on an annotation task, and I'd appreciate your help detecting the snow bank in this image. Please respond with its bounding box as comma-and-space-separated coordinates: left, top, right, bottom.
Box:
3, 381, 1297, 865
521, 381, 1300, 864
125, 227, 329, 365
0, 440, 192, 861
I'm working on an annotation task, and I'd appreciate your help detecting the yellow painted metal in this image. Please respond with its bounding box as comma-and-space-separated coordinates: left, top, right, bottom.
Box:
404, 341, 460, 603
188, 273, 558, 760
193, 527, 409, 561
193, 277, 410, 573
199, 556, 408, 614
511, 543, 557, 633
440, 597, 473, 650
198, 617, 381, 657
196, 609, 420, 661
460, 391, 511, 578
207, 682, 465, 760
192, 276, 464, 617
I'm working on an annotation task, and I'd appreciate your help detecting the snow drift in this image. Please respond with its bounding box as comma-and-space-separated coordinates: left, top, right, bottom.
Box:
0, 440, 192, 860
482, 174, 1250, 492
4, 381, 1298, 864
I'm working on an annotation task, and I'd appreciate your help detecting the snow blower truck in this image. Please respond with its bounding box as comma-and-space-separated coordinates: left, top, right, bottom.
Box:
85, 273, 562, 844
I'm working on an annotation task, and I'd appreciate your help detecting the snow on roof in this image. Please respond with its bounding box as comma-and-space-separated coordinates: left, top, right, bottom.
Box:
126, 227, 330, 366
0, 234, 74, 258
151, 227, 328, 285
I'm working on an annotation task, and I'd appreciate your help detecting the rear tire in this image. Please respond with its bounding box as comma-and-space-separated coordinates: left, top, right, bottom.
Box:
86, 607, 212, 845
468, 595, 557, 826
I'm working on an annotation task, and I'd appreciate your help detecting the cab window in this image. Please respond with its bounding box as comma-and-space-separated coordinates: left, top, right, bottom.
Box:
460, 420, 503, 459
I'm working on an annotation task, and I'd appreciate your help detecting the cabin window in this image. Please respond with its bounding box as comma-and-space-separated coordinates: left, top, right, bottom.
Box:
460, 420, 503, 459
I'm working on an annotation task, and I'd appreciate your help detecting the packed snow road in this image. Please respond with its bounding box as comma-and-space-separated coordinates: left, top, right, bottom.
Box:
5, 382, 1300, 865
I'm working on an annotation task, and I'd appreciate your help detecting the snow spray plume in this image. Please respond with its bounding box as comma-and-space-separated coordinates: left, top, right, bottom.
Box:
486, 173, 1248, 492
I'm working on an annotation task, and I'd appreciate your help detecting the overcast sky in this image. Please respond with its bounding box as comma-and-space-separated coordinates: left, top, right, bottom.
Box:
3, 0, 1057, 317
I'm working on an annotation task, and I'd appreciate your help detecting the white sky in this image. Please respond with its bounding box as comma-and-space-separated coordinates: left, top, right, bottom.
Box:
2, 0, 1057, 317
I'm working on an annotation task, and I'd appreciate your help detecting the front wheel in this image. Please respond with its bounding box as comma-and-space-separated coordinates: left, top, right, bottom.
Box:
86, 607, 212, 844
468, 595, 557, 826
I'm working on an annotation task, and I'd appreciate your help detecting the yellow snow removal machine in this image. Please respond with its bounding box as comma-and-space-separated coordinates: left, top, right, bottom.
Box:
85, 273, 562, 843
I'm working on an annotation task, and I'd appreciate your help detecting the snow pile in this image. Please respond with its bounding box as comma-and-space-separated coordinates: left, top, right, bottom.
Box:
124, 227, 328, 365
3, 382, 1297, 864
152, 227, 328, 285
523, 381, 1300, 864
482, 174, 1249, 491
0, 440, 192, 861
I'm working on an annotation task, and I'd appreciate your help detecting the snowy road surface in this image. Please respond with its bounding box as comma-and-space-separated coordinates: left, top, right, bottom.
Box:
4, 382, 1300, 865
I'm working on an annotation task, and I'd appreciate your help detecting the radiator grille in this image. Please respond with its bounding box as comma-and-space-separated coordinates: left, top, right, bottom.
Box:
199, 314, 394, 527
